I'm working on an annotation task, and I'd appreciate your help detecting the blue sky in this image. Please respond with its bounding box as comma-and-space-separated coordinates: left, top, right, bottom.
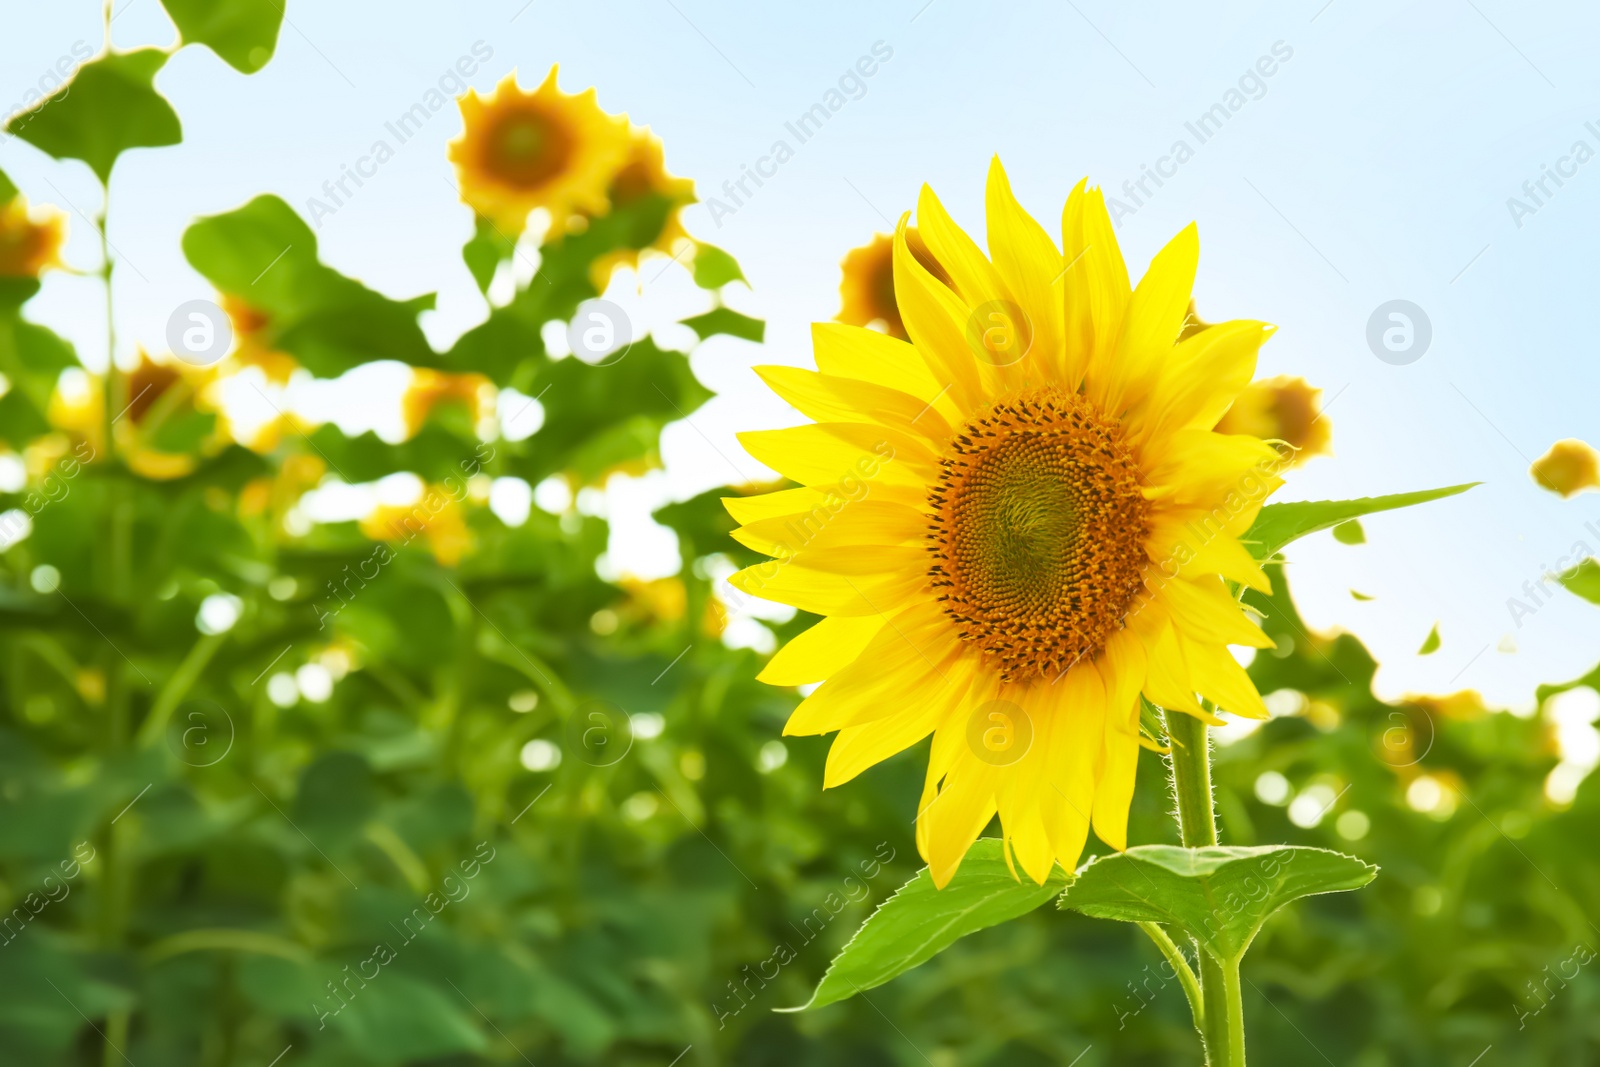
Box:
2, 0, 1598, 708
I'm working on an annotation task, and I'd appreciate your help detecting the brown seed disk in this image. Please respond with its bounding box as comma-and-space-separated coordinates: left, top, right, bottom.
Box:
926, 388, 1151, 682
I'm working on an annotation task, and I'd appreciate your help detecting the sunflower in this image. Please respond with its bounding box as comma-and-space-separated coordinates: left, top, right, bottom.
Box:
837, 229, 954, 341
1530, 438, 1600, 498
47, 352, 222, 480
586, 126, 697, 289
729, 160, 1284, 888
449, 67, 632, 237
1214, 375, 1331, 466
0, 196, 67, 278
401, 367, 495, 437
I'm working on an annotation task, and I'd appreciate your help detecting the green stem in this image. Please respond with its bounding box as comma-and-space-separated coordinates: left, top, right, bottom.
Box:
1165, 708, 1245, 1067
1136, 921, 1204, 1035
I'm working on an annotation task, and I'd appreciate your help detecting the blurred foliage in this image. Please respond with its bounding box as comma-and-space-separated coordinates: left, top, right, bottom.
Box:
0, 12, 1598, 1067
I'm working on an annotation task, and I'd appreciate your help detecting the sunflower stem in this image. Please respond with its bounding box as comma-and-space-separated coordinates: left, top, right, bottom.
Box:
1135, 921, 1204, 1035
1164, 707, 1245, 1066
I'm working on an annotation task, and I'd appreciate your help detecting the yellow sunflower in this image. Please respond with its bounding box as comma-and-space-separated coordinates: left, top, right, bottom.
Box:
729, 160, 1284, 888
0, 196, 67, 278
1530, 438, 1600, 498
1215, 375, 1331, 467
837, 229, 953, 340
587, 126, 697, 289
449, 67, 632, 237
48, 352, 221, 480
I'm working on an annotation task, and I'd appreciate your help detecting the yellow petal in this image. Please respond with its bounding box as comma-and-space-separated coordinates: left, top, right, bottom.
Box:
729, 559, 923, 617
758, 614, 886, 686
1091, 628, 1147, 852
893, 214, 986, 414
738, 423, 937, 491
732, 500, 927, 557
1090, 222, 1197, 417
753, 364, 953, 443
1177, 633, 1270, 720
985, 157, 1065, 382
1136, 319, 1274, 449
786, 602, 962, 735
1062, 182, 1130, 388
1154, 576, 1274, 649
810, 322, 956, 422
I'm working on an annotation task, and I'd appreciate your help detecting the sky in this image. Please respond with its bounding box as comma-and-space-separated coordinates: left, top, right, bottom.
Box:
1, 0, 1598, 710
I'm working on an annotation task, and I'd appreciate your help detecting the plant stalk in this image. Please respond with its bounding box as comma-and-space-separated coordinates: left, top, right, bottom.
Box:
1165, 708, 1245, 1067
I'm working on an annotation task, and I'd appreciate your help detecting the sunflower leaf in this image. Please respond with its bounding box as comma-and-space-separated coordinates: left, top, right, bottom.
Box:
692, 243, 745, 289
1558, 558, 1600, 606
1058, 845, 1376, 964
681, 306, 764, 344
1243, 483, 1478, 561
5, 49, 182, 184
781, 839, 1067, 1012
159, 0, 285, 74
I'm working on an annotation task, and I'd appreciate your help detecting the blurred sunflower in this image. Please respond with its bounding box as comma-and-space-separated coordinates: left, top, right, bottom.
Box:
730, 160, 1283, 887
48, 353, 222, 480
586, 127, 697, 289
1530, 438, 1600, 498
0, 196, 67, 278
401, 367, 495, 437
1215, 374, 1331, 466
449, 67, 631, 237
360, 491, 472, 567
836, 229, 952, 341
220, 294, 298, 385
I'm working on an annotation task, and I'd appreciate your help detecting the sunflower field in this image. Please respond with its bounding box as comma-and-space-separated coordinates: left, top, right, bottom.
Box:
1, 3, 1599, 1066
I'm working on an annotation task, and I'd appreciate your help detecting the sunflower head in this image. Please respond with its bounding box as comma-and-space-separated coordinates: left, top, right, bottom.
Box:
449, 67, 631, 236
1215, 375, 1331, 467
586, 127, 697, 289
731, 159, 1288, 887
0, 196, 67, 279
837, 229, 951, 340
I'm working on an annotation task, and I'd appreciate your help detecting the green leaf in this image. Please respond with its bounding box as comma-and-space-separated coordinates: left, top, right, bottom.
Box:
0, 167, 16, 204
784, 839, 1067, 1012
1331, 519, 1365, 545
1058, 845, 1376, 964
462, 216, 515, 294
159, 0, 285, 73
1417, 623, 1441, 655
1559, 558, 1600, 606
1243, 483, 1477, 561
692, 243, 745, 289
183, 195, 439, 375
5, 50, 181, 183
681, 306, 764, 344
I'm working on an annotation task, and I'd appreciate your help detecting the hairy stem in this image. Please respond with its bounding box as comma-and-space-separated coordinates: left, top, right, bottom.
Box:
1165, 708, 1245, 1067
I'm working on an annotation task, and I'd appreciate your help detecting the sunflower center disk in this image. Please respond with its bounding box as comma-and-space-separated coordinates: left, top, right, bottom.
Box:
487, 108, 573, 187
928, 389, 1152, 681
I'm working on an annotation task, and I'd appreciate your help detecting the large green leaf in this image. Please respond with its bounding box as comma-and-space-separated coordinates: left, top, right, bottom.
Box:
183, 195, 439, 375
5, 50, 181, 183
160, 0, 285, 74
1059, 845, 1376, 963
783, 839, 1067, 1012
1243, 483, 1477, 561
